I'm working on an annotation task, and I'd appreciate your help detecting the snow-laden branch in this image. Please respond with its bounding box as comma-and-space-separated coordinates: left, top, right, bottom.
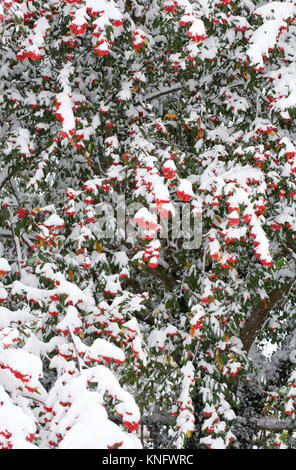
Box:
0, 164, 10, 187
109, 412, 175, 427
246, 416, 296, 432
143, 85, 183, 103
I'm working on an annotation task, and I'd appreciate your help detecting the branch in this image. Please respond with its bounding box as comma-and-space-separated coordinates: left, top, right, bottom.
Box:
143, 85, 182, 103
0, 164, 11, 187
21, 232, 35, 250
145, 265, 177, 291
239, 237, 296, 353
11, 223, 23, 276
3, 206, 23, 277
239, 282, 294, 353
68, 328, 84, 373
249, 416, 296, 432
0, 229, 12, 237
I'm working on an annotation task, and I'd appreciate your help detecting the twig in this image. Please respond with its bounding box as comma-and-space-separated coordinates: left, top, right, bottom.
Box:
68, 327, 84, 373
4, 206, 23, 277
143, 85, 183, 103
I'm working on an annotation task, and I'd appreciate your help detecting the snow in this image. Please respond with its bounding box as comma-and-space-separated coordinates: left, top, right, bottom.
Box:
0, 257, 10, 274
254, 2, 296, 21
0, 385, 37, 449
0, 307, 34, 328
43, 213, 65, 228
87, 338, 125, 363
247, 19, 288, 69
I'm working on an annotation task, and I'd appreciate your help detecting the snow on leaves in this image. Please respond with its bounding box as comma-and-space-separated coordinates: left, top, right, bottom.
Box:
43, 367, 141, 448
16, 16, 50, 61
247, 2, 296, 70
